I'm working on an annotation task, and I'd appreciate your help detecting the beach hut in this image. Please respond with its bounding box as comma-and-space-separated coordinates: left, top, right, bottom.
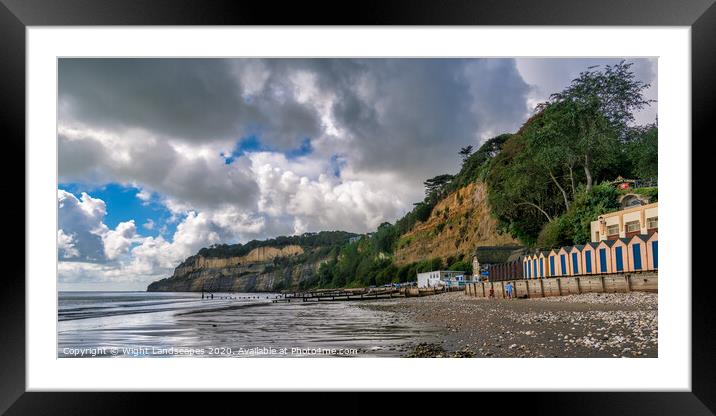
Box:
581, 242, 599, 275
538, 252, 547, 278
530, 253, 539, 279
569, 245, 584, 276
627, 234, 648, 272
646, 231, 658, 270
610, 238, 630, 273
557, 247, 571, 276
547, 249, 559, 277
595, 240, 615, 274
522, 256, 532, 279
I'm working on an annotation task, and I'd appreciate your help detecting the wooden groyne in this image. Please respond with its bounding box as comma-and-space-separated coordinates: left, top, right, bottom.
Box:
274, 285, 461, 303
465, 272, 657, 299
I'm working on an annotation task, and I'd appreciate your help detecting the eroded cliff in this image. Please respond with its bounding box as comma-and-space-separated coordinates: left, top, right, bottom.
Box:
393, 181, 519, 265
147, 245, 321, 292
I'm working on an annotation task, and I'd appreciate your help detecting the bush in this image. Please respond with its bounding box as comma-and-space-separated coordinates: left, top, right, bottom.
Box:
536, 183, 621, 248
536, 219, 568, 249
416, 260, 432, 273
430, 257, 444, 270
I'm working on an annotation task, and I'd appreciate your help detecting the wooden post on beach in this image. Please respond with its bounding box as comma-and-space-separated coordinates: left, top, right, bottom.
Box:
625, 274, 631, 292
538, 278, 544, 297
575, 277, 581, 294
600, 275, 606, 293
555, 278, 562, 296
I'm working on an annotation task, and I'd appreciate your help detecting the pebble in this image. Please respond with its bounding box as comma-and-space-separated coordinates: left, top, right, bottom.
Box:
359, 291, 657, 358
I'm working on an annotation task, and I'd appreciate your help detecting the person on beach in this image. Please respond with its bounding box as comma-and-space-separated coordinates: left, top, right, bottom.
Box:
489, 286, 495, 299
506, 282, 514, 300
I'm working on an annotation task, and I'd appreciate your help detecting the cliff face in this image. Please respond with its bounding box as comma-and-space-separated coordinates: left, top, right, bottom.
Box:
147, 245, 320, 292
393, 181, 519, 265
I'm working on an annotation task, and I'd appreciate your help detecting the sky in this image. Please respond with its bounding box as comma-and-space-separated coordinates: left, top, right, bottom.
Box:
57, 58, 658, 290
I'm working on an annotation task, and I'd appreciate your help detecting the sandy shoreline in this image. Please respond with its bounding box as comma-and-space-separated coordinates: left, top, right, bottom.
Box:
358, 291, 657, 358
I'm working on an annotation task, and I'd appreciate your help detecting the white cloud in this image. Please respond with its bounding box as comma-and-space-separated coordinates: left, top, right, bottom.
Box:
57, 229, 79, 259
136, 188, 152, 203
58, 190, 108, 262
58, 191, 235, 287
102, 220, 139, 260
248, 152, 405, 234
142, 219, 155, 230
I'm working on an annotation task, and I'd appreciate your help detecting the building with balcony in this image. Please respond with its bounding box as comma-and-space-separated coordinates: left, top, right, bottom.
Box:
590, 202, 658, 242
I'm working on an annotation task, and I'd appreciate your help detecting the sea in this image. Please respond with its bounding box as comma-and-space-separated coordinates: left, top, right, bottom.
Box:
57, 291, 438, 358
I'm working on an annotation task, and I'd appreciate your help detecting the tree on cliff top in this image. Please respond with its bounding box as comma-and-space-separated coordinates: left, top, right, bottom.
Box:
541, 61, 654, 193
459, 145, 473, 161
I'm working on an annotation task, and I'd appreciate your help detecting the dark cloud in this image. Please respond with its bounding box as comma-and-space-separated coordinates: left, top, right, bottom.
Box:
58, 131, 260, 211
328, 59, 531, 180
59, 58, 322, 148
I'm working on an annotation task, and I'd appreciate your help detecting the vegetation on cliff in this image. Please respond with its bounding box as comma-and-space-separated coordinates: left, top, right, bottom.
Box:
485, 61, 657, 247
178, 231, 357, 267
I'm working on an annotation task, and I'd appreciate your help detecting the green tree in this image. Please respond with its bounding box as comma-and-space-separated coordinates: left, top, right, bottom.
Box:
625, 124, 658, 179
448, 260, 472, 275
373, 222, 398, 254
424, 174, 454, 201
430, 257, 444, 271
459, 145, 473, 161
485, 130, 565, 244
545, 61, 654, 192
536, 183, 621, 248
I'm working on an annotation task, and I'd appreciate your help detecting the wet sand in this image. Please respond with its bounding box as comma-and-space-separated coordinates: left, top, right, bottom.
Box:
359, 291, 658, 358
58, 292, 442, 357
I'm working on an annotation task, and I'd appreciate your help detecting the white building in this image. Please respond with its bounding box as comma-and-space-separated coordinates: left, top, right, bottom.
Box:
416, 270, 465, 288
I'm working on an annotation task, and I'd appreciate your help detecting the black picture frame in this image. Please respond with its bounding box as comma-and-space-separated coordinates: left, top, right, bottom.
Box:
1, 0, 711, 414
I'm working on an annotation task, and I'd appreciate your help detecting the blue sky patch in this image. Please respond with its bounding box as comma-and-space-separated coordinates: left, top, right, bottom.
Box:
224, 135, 313, 164
285, 138, 313, 159
58, 182, 177, 238
330, 154, 346, 177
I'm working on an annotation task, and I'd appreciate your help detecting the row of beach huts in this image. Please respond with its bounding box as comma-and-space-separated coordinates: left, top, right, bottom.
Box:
489, 231, 658, 281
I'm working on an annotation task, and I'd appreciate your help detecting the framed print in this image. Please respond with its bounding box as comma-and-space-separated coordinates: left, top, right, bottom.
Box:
2, 0, 713, 413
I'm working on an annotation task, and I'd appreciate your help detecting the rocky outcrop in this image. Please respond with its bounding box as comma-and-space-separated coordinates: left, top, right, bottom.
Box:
393, 181, 519, 265
147, 245, 319, 292
171, 245, 304, 276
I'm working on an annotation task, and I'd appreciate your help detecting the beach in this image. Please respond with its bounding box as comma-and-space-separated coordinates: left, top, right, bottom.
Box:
360, 291, 658, 358
58, 290, 656, 358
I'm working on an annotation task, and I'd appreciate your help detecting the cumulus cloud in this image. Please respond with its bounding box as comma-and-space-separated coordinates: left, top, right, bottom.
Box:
102, 220, 139, 260
57, 191, 247, 285
57, 190, 107, 262
249, 151, 404, 234
136, 189, 152, 203
142, 219, 154, 230
57, 229, 80, 259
